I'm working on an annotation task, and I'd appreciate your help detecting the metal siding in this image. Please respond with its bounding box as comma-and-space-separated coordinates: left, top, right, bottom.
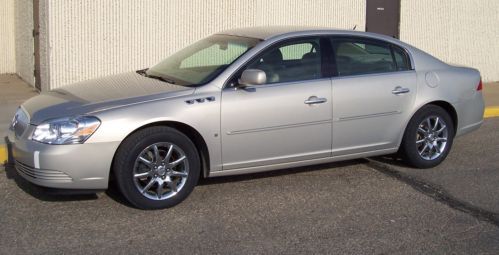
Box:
400, 0, 499, 81
44, 0, 366, 89
0, 0, 15, 73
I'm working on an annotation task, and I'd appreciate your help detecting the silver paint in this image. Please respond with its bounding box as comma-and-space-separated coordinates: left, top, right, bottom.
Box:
8, 26, 484, 190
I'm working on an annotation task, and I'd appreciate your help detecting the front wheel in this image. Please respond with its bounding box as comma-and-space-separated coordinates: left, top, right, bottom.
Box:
399, 105, 455, 168
113, 126, 200, 209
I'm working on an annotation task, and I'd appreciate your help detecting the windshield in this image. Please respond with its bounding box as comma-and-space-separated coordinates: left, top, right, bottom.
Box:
146, 34, 261, 86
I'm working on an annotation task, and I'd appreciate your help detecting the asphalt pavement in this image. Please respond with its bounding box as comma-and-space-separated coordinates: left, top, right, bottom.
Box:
0, 119, 499, 254
372, 118, 499, 215
0, 75, 498, 254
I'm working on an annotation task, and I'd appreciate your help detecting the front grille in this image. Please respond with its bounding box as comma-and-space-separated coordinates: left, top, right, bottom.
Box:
10, 107, 29, 137
15, 161, 72, 182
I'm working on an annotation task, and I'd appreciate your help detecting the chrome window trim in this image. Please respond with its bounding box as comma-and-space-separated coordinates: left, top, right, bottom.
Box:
224, 77, 332, 91
330, 69, 417, 80
222, 33, 417, 89
329, 35, 415, 77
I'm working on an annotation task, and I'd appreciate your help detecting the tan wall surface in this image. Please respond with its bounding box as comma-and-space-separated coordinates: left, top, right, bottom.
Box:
400, 0, 499, 82
0, 0, 15, 73
44, 0, 366, 89
7, 0, 497, 89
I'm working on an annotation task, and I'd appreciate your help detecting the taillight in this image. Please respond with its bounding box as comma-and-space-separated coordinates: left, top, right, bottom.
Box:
477, 79, 483, 91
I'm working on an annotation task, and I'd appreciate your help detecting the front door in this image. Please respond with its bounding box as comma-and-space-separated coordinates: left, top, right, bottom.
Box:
221, 37, 333, 170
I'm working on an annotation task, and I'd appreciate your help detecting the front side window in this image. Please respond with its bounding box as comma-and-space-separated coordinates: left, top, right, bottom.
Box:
333, 39, 409, 76
245, 38, 322, 84
147, 35, 260, 86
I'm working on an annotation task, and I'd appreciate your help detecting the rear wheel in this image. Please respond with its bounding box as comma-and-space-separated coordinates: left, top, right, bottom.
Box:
113, 126, 200, 209
399, 105, 455, 168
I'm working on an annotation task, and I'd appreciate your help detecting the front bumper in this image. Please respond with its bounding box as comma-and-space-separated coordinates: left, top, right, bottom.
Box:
8, 128, 120, 190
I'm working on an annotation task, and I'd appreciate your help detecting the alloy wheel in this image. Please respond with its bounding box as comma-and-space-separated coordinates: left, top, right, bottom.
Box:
132, 142, 189, 200
416, 116, 448, 160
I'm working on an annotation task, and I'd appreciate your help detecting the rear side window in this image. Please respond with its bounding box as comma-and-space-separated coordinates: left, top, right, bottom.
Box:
332, 39, 411, 76
392, 46, 410, 71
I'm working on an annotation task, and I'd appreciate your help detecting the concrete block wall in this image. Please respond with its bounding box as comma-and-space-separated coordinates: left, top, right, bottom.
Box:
0, 0, 15, 74
400, 0, 499, 82
41, 0, 366, 89
2, 0, 498, 90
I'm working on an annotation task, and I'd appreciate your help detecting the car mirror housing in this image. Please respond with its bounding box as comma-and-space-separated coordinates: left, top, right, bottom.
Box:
238, 69, 266, 86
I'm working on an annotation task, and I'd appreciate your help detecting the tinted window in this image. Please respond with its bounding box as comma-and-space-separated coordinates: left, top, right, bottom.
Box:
392, 47, 410, 71
280, 43, 315, 60
333, 40, 396, 76
245, 38, 322, 84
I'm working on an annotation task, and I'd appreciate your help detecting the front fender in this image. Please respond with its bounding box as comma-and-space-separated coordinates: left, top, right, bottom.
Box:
86, 91, 223, 173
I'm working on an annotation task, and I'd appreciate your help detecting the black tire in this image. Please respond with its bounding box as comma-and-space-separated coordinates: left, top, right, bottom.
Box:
399, 105, 455, 168
113, 126, 200, 209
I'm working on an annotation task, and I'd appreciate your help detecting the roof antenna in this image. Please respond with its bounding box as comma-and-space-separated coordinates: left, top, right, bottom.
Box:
352, 25, 357, 30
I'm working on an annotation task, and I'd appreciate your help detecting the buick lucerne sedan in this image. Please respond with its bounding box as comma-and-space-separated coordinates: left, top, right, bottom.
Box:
9, 27, 484, 209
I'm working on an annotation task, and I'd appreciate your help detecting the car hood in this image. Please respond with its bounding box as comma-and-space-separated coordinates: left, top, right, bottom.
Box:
22, 72, 195, 125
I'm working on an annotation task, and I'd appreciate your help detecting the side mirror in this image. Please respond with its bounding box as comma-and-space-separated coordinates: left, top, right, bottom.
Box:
238, 69, 266, 86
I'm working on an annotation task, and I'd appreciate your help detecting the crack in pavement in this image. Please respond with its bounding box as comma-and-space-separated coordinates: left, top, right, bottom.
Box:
367, 159, 499, 227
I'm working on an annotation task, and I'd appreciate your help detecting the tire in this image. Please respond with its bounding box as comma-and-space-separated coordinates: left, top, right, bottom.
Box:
399, 105, 455, 168
113, 126, 200, 209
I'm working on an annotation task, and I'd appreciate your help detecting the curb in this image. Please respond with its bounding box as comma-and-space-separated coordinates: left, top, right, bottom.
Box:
484, 106, 499, 119
1, 106, 499, 166
0, 145, 6, 166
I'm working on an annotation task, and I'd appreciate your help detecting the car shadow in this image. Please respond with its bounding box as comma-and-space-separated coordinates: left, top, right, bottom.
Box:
3, 163, 99, 202
3, 154, 369, 207
198, 159, 368, 186
102, 159, 371, 208
2, 137, 99, 202
369, 154, 410, 168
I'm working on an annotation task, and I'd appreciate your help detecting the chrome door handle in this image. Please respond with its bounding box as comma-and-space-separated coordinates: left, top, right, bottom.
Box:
304, 96, 327, 105
392, 86, 410, 95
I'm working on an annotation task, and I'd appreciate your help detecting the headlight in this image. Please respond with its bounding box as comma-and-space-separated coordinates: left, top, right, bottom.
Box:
31, 116, 101, 144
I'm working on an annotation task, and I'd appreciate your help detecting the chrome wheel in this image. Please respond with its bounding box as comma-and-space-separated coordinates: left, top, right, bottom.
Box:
132, 142, 189, 200
416, 116, 448, 160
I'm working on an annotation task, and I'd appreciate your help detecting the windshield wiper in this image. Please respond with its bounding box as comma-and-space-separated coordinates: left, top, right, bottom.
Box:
147, 74, 176, 84
136, 69, 176, 84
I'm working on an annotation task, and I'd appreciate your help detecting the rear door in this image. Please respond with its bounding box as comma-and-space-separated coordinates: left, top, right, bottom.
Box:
330, 37, 416, 156
221, 37, 333, 170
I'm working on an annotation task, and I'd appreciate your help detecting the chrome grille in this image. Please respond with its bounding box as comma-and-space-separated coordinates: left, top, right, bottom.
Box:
15, 161, 72, 182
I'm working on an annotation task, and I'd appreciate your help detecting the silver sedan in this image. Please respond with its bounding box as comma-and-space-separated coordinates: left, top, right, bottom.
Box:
8, 27, 484, 209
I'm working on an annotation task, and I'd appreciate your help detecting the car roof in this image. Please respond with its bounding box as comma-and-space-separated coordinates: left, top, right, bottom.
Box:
217, 26, 363, 40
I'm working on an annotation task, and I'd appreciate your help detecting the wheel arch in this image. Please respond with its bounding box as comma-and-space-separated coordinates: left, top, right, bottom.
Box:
427, 100, 458, 133
398, 100, 458, 148
110, 121, 211, 183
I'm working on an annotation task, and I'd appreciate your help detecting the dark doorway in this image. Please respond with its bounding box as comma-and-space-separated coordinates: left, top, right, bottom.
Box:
366, 0, 400, 38
33, 0, 41, 90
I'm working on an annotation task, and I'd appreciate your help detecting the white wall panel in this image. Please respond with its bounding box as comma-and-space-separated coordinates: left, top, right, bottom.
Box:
44, 0, 366, 89
0, 0, 15, 73
400, 0, 499, 81
15, 0, 34, 86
